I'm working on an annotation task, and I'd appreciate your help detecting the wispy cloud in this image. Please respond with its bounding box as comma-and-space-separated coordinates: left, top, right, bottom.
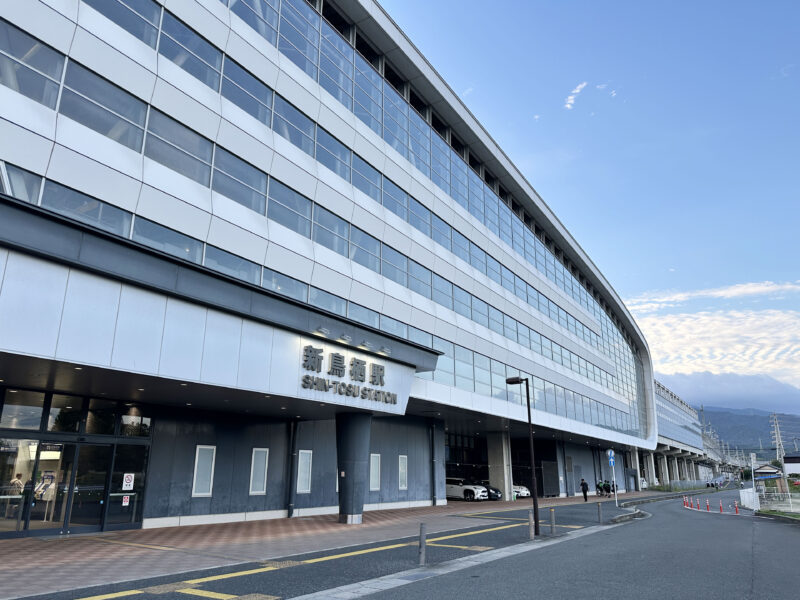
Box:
533, 114, 540, 121
462, 86, 474, 97
564, 81, 588, 110
610, 90, 617, 97
637, 309, 800, 387
626, 280, 800, 314
779, 64, 794, 78
595, 83, 608, 90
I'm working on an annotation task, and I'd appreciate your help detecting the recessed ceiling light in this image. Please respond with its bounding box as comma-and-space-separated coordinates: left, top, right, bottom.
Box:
66, 406, 72, 409
8, 390, 17, 393
281, 406, 286, 410
264, 395, 270, 398
137, 388, 145, 392
296, 415, 301, 418
180, 383, 187, 387
320, 403, 326, 407
0, 379, 4, 382
74, 367, 82, 371
186, 402, 192, 406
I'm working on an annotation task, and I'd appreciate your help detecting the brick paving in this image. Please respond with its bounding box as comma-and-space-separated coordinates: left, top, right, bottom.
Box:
0, 491, 665, 600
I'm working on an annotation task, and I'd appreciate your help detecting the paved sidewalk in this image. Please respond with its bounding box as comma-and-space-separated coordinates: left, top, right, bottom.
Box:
0, 491, 664, 600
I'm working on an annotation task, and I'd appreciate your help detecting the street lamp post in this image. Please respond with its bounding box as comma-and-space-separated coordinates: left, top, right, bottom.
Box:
506, 376, 540, 536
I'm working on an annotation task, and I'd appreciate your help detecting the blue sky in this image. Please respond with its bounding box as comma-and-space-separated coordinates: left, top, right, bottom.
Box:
380, 0, 800, 408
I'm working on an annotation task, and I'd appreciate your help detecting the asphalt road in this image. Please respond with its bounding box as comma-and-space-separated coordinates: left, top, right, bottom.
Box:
24, 500, 628, 600
368, 489, 799, 600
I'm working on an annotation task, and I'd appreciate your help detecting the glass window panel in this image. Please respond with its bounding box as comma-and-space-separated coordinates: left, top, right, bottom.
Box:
83, 0, 160, 48
86, 398, 116, 435
212, 147, 268, 213
5, 164, 42, 203
309, 286, 346, 316
408, 326, 432, 347
221, 57, 273, 125
120, 404, 151, 436
313, 204, 349, 256
432, 274, 453, 309
249, 448, 269, 495
398, 454, 408, 490
296, 449, 312, 493
381, 178, 407, 220
380, 243, 407, 286
272, 95, 315, 155
160, 12, 222, 89
0, 390, 44, 430
145, 110, 212, 185
204, 245, 261, 284
350, 226, 380, 272
41, 181, 132, 236
352, 154, 381, 202
132, 217, 203, 263
431, 213, 451, 250
544, 381, 556, 414
262, 267, 307, 302
347, 302, 379, 329
369, 453, 380, 491
0, 19, 64, 80
192, 445, 216, 496
469, 244, 486, 274
47, 395, 82, 433
316, 127, 351, 181
267, 178, 312, 236
453, 286, 472, 318
471, 296, 488, 327
379, 314, 407, 339
408, 197, 431, 235
408, 260, 431, 298
452, 230, 470, 263
231, 0, 278, 46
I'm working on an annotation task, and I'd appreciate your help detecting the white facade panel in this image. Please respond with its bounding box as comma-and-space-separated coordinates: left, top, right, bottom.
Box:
55, 270, 121, 366
0, 253, 68, 358
158, 299, 208, 381
236, 320, 274, 391
0, 118, 55, 176
54, 115, 143, 180
111, 287, 168, 374
0, 88, 58, 142
200, 311, 243, 387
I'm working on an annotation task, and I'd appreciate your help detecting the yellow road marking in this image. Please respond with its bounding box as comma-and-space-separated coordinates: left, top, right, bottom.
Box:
177, 589, 237, 599
427, 543, 493, 551
427, 522, 523, 541
91, 538, 179, 552
76, 592, 143, 600
184, 566, 277, 584
302, 541, 414, 563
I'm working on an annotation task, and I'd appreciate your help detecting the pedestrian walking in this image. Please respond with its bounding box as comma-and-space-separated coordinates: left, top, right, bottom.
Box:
603, 480, 611, 496
580, 478, 589, 502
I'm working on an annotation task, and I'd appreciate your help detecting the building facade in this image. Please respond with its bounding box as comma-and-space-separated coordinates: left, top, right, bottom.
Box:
0, 0, 656, 537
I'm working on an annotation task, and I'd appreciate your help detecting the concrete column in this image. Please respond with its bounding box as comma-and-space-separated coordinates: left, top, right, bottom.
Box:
670, 456, 680, 482
631, 450, 642, 491
659, 454, 670, 485
679, 458, 687, 481
488, 431, 513, 501
645, 452, 657, 486
336, 413, 372, 524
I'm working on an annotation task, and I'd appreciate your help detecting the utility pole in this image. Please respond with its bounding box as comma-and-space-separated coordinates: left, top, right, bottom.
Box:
771, 413, 785, 463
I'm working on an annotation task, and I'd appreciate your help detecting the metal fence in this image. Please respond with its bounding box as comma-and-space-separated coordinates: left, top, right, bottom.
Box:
758, 491, 798, 513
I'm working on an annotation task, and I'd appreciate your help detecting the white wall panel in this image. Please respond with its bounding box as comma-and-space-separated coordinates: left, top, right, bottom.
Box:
317, 103, 357, 149
200, 311, 242, 386
55, 270, 121, 366
0, 88, 58, 142
0, 254, 68, 358
47, 145, 142, 212
274, 70, 321, 122
151, 66, 221, 137
111, 286, 167, 374
348, 280, 383, 311
207, 217, 267, 264
352, 131, 386, 173
136, 182, 212, 239
211, 192, 271, 240
237, 320, 273, 391
310, 262, 351, 298
158, 299, 207, 381
312, 245, 352, 280
166, 0, 229, 48
225, 22, 280, 89
77, 3, 158, 74
216, 117, 274, 174
381, 295, 412, 324
314, 181, 354, 222
0, 249, 8, 291
267, 329, 300, 396
69, 26, 157, 102
0, 1, 75, 53
0, 118, 54, 176
269, 149, 317, 200
264, 244, 313, 282
266, 222, 314, 263
54, 115, 142, 180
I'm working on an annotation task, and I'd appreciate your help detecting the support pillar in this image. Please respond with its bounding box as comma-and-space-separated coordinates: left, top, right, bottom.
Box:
488, 431, 513, 501
659, 454, 670, 485
670, 456, 680, 483
631, 450, 642, 491
645, 452, 657, 486
336, 413, 372, 524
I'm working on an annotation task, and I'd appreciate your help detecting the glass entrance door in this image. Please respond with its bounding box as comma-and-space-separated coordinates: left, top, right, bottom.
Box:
27, 443, 76, 533
67, 444, 111, 532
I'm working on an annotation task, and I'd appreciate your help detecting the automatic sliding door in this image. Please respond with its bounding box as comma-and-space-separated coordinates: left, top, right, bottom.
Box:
27, 443, 76, 533
68, 444, 111, 531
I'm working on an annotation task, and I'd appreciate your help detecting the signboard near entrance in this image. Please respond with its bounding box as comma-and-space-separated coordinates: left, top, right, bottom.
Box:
122, 495, 130, 507
122, 473, 134, 491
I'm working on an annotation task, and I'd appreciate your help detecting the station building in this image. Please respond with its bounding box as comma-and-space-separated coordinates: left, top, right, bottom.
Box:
0, 0, 657, 537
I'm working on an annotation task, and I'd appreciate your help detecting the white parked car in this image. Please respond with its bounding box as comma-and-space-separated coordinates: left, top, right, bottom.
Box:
513, 484, 531, 498
446, 478, 488, 501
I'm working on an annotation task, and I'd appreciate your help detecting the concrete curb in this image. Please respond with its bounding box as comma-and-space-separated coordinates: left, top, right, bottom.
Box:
754, 511, 800, 525
609, 508, 648, 523
619, 488, 723, 508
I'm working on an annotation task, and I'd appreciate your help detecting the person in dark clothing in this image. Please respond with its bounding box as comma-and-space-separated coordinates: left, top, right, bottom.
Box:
580, 478, 589, 502
603, 480, 611, 496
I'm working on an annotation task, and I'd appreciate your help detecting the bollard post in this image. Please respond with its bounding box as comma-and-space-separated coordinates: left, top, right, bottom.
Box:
597, 502, 603, 524
734, 500, 739, 515
418, 523, 426, 566
720, 500, 723, 514
550, 507, 556, 535
706, 499, 710, 512
528, 509, 535, 540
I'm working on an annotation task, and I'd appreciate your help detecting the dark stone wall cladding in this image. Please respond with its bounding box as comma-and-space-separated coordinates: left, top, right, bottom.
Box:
143, 410, 441, 518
